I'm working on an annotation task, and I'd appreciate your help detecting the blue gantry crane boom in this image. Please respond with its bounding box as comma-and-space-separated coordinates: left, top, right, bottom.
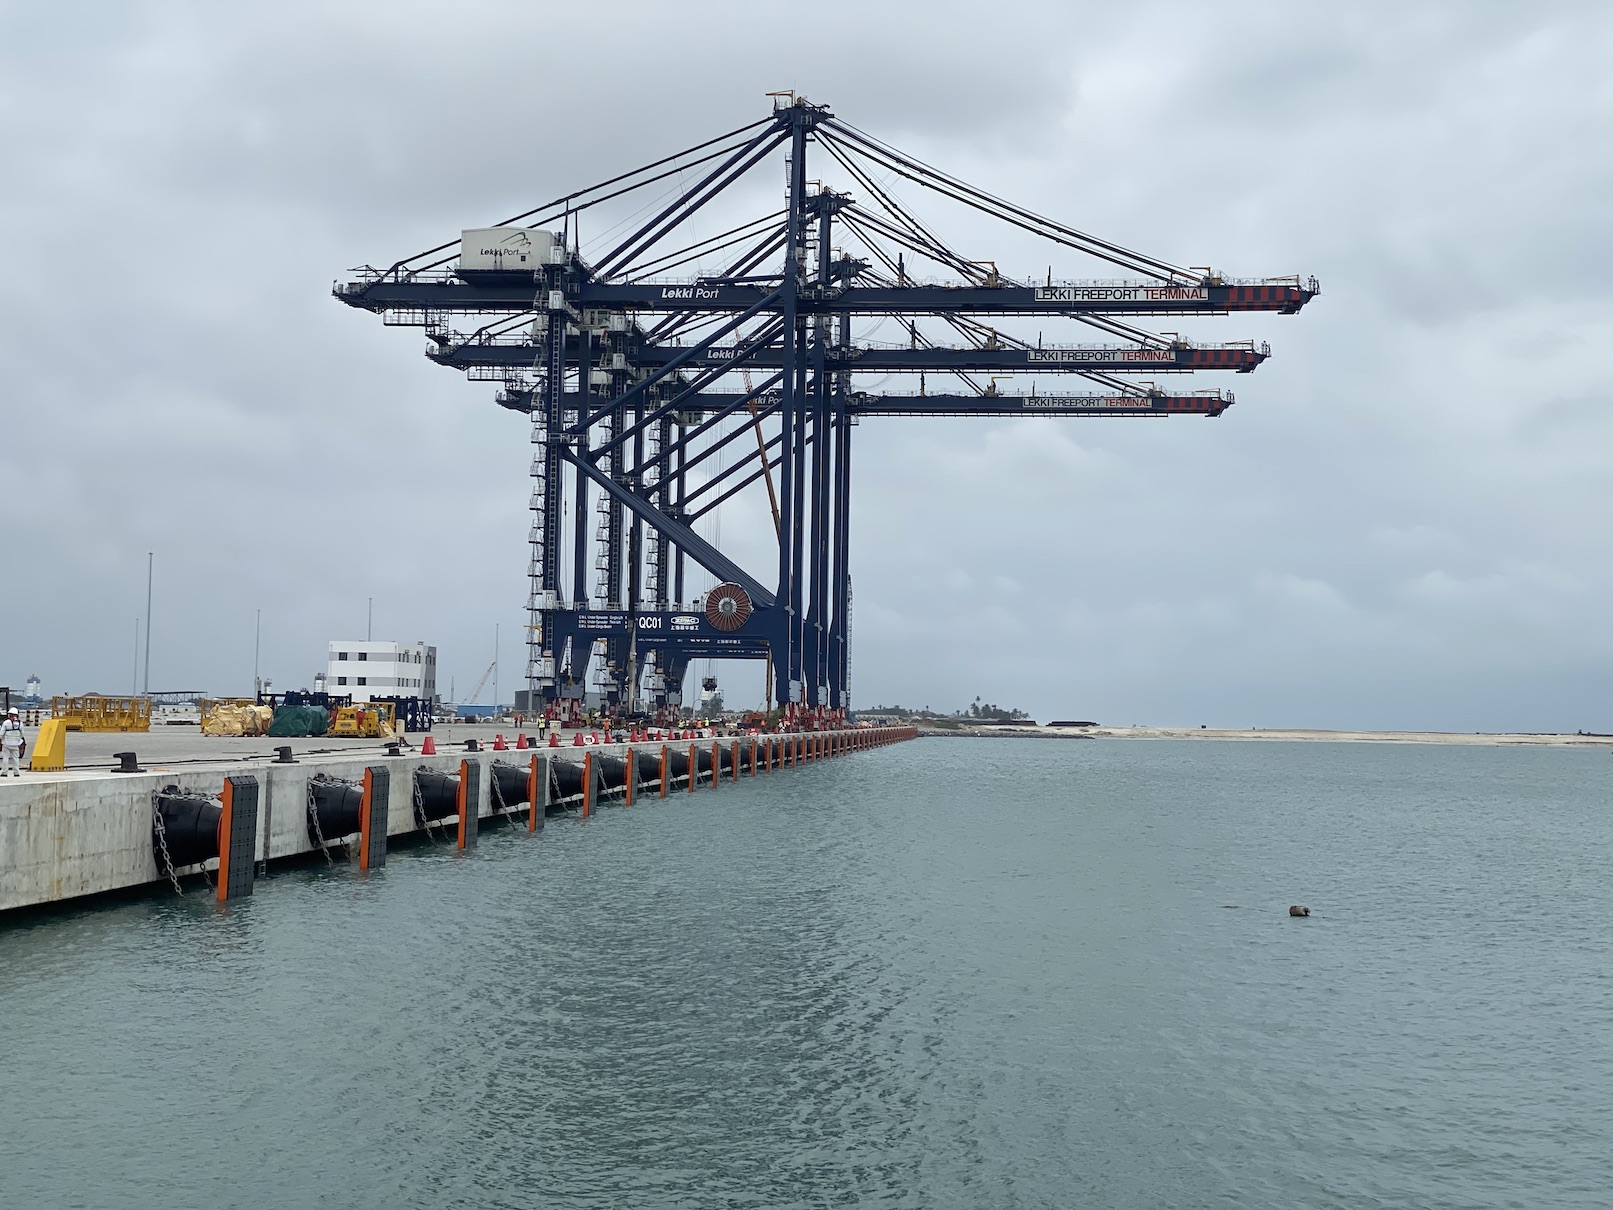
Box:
334, 96, 1317, 720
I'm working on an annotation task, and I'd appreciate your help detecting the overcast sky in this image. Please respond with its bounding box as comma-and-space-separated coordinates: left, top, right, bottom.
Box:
1, 1, 1608, 730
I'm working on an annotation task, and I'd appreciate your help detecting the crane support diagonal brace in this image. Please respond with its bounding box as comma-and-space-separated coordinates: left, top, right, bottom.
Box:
558, 444, 775, 609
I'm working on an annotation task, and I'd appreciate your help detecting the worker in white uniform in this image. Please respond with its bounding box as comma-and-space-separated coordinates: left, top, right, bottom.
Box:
0, 707, 25, 776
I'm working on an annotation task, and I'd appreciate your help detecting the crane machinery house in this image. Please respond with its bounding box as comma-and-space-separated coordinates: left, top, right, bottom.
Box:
459, 228, 557, 274
327, 641, 437, 702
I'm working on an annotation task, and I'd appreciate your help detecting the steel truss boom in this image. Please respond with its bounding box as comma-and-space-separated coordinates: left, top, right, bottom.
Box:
334, 97, 1317, 715
432, 338, 1270, 375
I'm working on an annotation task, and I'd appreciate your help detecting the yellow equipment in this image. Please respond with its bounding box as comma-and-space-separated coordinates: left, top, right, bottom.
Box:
329, 702, 396, 739
30, 718, 67, 771
51, 695, 151, 733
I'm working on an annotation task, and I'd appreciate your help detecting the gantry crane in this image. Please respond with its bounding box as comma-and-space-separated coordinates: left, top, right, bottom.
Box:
335, 96, 1317, 720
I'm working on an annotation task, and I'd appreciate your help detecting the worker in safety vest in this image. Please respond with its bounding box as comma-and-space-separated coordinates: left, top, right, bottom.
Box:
0, 707, 25, 776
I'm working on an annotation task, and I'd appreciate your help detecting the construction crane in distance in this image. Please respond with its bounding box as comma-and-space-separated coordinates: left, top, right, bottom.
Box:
464, 660, 497, 711
335, 95, 1318, 723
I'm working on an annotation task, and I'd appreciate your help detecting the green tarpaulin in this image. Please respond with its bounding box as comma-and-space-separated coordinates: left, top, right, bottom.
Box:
267, 704, 329, 738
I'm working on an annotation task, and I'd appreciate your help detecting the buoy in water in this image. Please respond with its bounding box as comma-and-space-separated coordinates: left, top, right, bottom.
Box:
1289, 905, 1310, 917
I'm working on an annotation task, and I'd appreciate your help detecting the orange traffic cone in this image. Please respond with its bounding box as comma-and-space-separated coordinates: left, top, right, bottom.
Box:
572, 733, 585, 746
493, 734, 508, 751
515, 733, 528, 750
421, 735, 436, 756
548, 733, 560, 748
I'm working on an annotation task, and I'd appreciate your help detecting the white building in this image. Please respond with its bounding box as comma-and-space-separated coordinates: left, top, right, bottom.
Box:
327, 641, 437, 703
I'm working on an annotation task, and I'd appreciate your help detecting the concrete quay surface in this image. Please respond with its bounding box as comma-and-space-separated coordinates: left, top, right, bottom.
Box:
0, 725, 914, 915
27, 721, 589, 770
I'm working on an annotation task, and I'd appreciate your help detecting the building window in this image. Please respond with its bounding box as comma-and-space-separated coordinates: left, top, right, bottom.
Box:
357, 677, 367, 686
337, 652, 348, 661
357, 652, 367, 662
337, 676, 347, 686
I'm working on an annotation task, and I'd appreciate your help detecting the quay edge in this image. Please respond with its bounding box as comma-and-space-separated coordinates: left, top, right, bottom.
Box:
0, 727, 917, 916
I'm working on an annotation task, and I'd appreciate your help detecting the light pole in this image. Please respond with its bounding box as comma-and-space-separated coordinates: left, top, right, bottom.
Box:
367, 597, 373, 641
142, 552, 153, 697
253, 608, 261, 698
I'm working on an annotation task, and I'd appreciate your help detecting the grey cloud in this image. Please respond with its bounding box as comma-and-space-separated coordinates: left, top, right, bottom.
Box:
0, 0, 1607, 730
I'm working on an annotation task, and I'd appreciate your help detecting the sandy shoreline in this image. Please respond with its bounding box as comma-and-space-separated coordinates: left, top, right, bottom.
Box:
913, 724, 1613, 748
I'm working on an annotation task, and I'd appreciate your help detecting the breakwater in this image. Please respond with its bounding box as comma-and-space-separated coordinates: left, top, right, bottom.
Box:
0, 726, 917, 914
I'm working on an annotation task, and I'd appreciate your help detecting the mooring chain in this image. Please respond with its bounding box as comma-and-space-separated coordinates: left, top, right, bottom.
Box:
413, 769, 444, 842
151, 789, 217, 894
306, 779, 335, 866
150, 792, 186, 896
487, 766, 528, 834
307, 773, 367, 864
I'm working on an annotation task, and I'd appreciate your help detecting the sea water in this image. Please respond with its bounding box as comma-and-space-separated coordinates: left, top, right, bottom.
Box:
1, 738, 1609, 1208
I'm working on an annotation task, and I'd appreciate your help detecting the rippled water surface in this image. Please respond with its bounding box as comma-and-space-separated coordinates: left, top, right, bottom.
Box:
3, 738, 1610, 1208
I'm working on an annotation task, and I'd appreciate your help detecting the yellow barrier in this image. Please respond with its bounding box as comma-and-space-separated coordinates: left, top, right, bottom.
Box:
29, 718, 67, 771
50, 695, 152, 733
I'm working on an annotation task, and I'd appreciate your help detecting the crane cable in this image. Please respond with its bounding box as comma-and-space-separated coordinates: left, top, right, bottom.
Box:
820, 119, 1197, 283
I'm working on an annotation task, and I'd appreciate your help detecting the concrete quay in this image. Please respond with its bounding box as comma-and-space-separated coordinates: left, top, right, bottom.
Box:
0, 725, 917, 916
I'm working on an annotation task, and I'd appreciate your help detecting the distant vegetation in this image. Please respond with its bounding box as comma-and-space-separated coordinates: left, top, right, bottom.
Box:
858, 697, 1032, 722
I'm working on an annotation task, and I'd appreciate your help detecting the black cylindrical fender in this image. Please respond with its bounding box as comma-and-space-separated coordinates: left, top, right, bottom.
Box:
153, 788, 221, 869
491, 761, 531, 808
594, 754, 628, 794
307, 774, 363, 844
412, 769, 460, 823
634, 751, 663, 784
551, 759, 584, 800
